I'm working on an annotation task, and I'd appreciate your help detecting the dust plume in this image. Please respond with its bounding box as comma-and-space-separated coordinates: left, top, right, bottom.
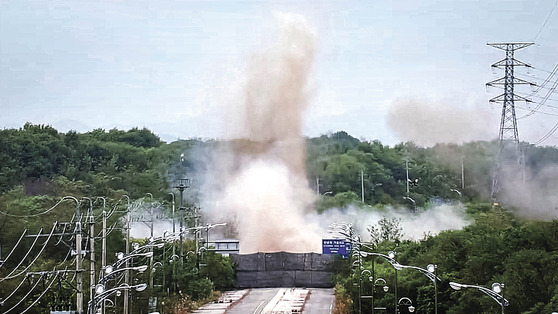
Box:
497, 162, 558, 220
317, 203, 472, 242
387, 98, 496, 147
202, 13, 321, 253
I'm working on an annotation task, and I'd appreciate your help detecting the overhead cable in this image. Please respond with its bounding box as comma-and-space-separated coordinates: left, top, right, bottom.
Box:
534, 0, 558, 41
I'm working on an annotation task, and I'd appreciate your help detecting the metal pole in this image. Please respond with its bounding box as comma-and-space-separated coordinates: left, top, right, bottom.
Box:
170, 193, 176, 293
101, 209, 106, 314
76, 220, 83, 314
175, 179, 189, 264
358, 271, 362, 314
361, 169, 365, 203
123, 195, 131, 314
371, 259, 375, 314
501, 284, 505, 314
434, 267, 438, 314
179, 190, 184, 263
405, 159, 409, 196
87, 201, 95, 309
461, 157, 465, 190
394, 266, 398, 314
147, 194, 154, 292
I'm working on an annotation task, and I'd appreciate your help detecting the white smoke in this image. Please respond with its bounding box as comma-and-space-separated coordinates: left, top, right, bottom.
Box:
315, 203, 472, 242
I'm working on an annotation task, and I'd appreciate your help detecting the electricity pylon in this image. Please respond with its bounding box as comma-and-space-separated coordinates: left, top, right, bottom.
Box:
486, 42, 535, 201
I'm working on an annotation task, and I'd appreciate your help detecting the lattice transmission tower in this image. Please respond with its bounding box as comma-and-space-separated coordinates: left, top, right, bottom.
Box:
486, 42, 535, 201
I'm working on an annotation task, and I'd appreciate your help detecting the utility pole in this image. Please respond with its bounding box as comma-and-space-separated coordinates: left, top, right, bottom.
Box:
175, 179, 190, 263
122, 195, 131, 314
97, 197, 106, 314
82, 197, 95, 310
147, 193, 155, 293
461, 156, 465, 190
76, 209, 83, 314
405, 159, 410, 196
486, 42, 535, 201
168, 192, 176, 294
360, 169, 364, 203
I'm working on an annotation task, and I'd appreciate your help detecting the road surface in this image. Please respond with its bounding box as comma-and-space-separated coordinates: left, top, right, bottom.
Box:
226, 288, 335, 314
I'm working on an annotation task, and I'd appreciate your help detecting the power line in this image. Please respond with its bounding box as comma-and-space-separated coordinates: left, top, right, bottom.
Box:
517, 75, 558, 119
535, 122, 558, 145
534, 0, 558, 41
515, 105, 558, 117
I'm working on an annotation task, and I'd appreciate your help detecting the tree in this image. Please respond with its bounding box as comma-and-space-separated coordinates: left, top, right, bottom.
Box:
367, 217, 403, 247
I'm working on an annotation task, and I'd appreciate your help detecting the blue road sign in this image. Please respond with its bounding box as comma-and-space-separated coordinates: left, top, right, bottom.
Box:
322, 239, 348, 255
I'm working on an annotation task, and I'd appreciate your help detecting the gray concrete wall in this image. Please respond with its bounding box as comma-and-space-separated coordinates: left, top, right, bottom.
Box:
230, 252, 336, 288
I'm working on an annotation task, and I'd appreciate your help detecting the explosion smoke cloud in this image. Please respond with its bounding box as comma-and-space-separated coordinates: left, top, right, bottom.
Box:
203, 13, 321, 253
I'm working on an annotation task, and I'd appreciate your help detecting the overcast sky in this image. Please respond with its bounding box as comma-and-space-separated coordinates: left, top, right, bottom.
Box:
1, 0, 558, 146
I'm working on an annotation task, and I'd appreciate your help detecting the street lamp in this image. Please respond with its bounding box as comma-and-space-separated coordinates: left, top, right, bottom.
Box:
450, 188, 462, 198
398, 297, 415, 313
358, 250, 400, 314
372, 278, 389, 313
450, 281, 509, 314
374, 278, 389, 293
114, 251, 153, 268
402, 196, 416, 212
89, 283, 147, 314
359, 269, 372, 314
99, 265, 148, 284
427, 264, 438, 314
395, 263, 440, 314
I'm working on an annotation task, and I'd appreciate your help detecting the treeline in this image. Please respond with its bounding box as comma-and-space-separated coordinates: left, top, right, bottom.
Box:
2, 124, 558, 313
0, 123, 169, 198
334, 204, 558, 314
4, 125, 558, 211
308, 131, 558, 210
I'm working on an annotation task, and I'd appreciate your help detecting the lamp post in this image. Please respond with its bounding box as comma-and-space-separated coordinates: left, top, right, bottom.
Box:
397, 297, 415, 313
174, 179, 190, 263
144, 193, 155, 294
450, 188, 462, 198
99, 265, 148, 284
121, 195, 131, 314
357, 251, 399, 314
360, 269, 372, 314
427, 264, 438, 314
81, 197, 96, 306
372, 278, 389, 314
402, 197, 416, 213
388, 251, 399, 314
89, 283, 147, 314
450, 281, 508, 314
395, 263, 440, 314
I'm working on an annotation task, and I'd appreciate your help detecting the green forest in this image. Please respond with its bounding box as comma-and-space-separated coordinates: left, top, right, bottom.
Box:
1, 124, 557, 313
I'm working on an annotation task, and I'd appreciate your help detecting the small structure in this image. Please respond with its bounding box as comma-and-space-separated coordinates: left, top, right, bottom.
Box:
206, 239, 240, 256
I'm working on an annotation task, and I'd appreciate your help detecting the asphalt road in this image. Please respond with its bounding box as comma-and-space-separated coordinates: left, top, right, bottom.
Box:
301, 288, 336, 314
226, 288, 335, 314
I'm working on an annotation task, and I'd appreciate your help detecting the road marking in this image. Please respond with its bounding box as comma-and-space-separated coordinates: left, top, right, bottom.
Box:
253, 299, 267, 314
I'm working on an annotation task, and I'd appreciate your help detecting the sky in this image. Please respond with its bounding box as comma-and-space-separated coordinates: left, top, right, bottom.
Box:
1, 0, 558, 146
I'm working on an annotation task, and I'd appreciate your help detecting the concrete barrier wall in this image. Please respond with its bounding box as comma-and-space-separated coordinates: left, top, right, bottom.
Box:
230, 252, 336, 288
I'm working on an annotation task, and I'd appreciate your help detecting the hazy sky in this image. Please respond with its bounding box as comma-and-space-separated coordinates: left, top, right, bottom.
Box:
1, 0, 557, 146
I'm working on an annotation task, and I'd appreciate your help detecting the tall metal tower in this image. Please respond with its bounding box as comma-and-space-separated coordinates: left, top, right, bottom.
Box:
486, 42, 535, 200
